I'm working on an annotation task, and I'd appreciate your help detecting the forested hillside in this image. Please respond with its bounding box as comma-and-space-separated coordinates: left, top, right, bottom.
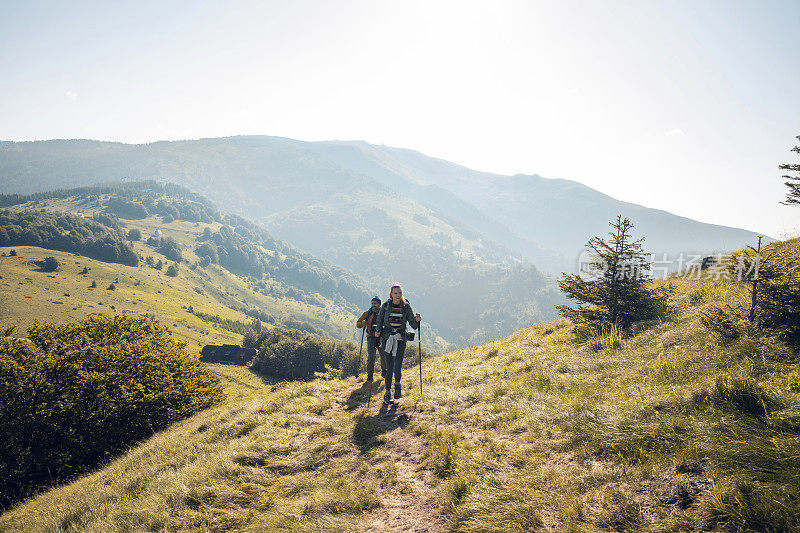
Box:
0, 181, 422, 351
0, 136, 769, 346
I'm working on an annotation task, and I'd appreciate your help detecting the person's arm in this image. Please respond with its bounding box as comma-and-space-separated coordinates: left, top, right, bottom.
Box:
405, 303, 421, 330
377, 303, 387, 336
356, 310, 368, 329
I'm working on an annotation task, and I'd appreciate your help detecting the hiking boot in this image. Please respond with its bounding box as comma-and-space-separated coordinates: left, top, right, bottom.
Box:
394, 382, 402, 399
383, 390, 392, 405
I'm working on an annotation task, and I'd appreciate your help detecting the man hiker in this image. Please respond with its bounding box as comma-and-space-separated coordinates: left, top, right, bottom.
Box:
356, 296, 385, 383
377, 283, 421, 405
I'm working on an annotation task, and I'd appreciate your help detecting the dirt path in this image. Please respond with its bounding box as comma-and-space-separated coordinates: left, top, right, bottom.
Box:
360, 401, 448, 533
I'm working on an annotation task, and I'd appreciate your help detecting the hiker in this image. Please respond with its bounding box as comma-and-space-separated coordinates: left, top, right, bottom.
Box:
377, 283, 421, 405
356, 296, 385, 383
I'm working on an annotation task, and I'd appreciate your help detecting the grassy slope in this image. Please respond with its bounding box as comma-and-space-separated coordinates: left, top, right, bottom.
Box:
2, 243, 799, 532
0, 198, 362, 355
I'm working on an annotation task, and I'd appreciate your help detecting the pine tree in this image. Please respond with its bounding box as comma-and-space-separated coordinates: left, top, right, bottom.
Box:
780, 134, 800, 205
556, 215, 667, 330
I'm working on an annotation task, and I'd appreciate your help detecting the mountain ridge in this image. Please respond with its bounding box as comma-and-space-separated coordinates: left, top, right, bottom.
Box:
0, 135, 769, 346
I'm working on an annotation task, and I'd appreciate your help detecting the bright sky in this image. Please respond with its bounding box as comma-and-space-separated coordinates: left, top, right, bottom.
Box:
1, 0, 798, 238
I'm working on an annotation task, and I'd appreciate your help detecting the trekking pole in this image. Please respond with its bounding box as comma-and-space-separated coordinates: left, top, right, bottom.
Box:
418, 322, 423, 399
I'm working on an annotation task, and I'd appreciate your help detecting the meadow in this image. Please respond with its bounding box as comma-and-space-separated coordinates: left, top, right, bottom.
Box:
2, 239, 797, 531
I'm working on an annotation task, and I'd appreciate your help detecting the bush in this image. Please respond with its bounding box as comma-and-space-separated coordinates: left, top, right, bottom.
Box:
38, 256, 59, 272
127, 228, 142, 241
248, 328, 359, 380
166, 263, 179, 277
0, 315, 223, 510
158, 237, 182, 262
725, 239, 800, 346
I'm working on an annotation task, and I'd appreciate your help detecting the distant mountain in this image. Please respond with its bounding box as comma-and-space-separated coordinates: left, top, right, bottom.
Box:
0, 136, 768, 346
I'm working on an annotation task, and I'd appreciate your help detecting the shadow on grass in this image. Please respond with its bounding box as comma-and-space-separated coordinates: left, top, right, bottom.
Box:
346, 380, 384, 411
352, 413, 390, 452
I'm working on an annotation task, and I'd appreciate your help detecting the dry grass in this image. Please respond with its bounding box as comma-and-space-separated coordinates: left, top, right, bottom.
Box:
2, 240, 800, 532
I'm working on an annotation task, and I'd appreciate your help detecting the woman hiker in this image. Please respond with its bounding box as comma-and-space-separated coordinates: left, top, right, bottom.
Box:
356, 296, 385, 383
377, 283, 421, 405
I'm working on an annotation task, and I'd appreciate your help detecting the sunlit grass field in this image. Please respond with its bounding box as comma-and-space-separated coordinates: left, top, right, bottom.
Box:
2, 239, 798, 532
0, 197, 362, 353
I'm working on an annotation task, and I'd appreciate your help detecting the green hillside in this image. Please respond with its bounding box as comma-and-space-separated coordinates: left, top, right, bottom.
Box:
0, 136, 773, 346
0, 181, 418, 352
3, 238, 797, 532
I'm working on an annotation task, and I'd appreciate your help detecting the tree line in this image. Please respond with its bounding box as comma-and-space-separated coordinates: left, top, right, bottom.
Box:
0, 209, 138, 266
195, 223, 371, 308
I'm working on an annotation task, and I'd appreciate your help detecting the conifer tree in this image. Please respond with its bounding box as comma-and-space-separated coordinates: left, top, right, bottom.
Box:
556, 215, 667, 330
780, 134, 800, 205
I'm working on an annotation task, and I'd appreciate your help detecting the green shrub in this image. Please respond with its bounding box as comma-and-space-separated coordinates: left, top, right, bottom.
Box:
37, 255, 59, 272
165, 263, 179, 277
0, 315, 223, 510
728, 239, 800, 346
248, 328, 359, 380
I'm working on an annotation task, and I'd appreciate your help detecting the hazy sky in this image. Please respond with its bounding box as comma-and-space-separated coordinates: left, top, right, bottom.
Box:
1, 0, 798, 238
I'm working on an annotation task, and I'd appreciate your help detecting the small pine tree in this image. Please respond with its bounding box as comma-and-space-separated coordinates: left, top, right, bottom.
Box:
127, 228, 142, 241
80, 266, 89, 275
780, 134, 800, 205
90, 280, 97, 288
9, 249, 16, 256
556, 215, 667, 330
165, 263, 179, 277
155, 259, 163, 270
107, 283, 116, 291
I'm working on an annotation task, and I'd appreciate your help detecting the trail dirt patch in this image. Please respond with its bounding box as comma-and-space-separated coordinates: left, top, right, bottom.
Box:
361, 402, 447, 532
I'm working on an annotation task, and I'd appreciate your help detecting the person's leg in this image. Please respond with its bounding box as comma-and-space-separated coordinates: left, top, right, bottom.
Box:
383, 339, 394, 402
366, 336, 377, 381
393, 340, 406, 398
